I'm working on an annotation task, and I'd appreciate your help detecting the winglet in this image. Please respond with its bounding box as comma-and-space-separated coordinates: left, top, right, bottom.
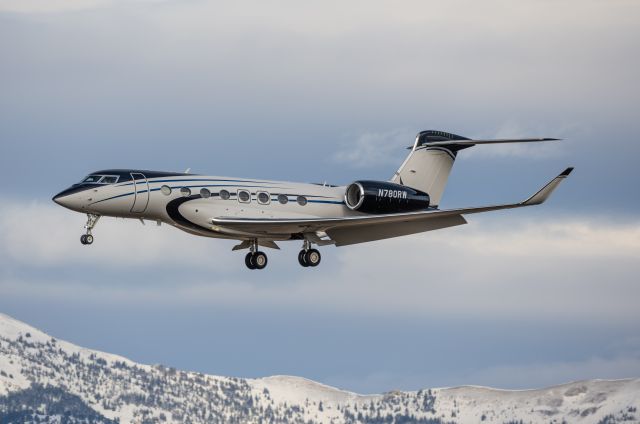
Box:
522, 167, 573, 206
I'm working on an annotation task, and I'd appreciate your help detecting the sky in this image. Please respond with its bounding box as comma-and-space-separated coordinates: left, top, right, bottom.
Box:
1, 0, 639, 394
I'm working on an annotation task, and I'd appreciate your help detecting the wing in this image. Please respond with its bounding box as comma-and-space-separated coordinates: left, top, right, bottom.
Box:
210, 168, 573, 245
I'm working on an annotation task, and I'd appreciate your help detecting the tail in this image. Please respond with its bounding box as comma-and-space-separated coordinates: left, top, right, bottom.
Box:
390, 130, 559, 207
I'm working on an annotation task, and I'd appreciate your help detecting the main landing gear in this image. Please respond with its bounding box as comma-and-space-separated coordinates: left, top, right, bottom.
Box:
241, 239, 322, 269
80, 214, 100, 245
244, 239, 268, 270
298, 240, 321, 268
245, 251, 268, 270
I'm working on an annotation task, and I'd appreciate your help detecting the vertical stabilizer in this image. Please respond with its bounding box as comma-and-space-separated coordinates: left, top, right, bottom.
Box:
391, 131, 469, 207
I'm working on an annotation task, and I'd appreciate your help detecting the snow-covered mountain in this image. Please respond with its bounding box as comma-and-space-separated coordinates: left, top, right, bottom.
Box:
0, 312, 638, 424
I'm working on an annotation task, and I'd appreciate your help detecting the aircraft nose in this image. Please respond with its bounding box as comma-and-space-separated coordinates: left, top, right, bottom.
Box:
52, 186, 86, 210
52, 191, 71, 207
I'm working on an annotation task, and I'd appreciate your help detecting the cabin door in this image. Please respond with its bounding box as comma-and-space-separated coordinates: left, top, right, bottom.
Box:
130, 173, 150, 213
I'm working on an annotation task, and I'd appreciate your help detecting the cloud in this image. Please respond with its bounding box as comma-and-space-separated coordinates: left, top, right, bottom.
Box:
326, 353, 640, 393
460, 120, 573, 160
2, 200, 639, 326
463, 355, 640, 390
2, 0, 639, 202
332, 129, 414, 168
0, 0, 109, 13
0, 0, 170, 14
333, 123, 572, 168
0, 200, 229, 268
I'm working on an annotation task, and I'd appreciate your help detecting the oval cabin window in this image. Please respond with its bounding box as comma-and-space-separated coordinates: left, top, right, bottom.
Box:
238, 190, 251, 203
257, 192, 270, 205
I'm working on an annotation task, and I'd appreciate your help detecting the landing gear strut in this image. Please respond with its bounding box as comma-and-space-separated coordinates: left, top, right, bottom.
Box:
244, 239, 268, 270
298, 239, 321, 268
80, 214, 100, 245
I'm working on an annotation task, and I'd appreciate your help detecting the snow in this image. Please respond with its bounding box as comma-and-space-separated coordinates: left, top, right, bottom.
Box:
0, 312, 142, 369
1, 312, 639, 424
250, 375, 366, 405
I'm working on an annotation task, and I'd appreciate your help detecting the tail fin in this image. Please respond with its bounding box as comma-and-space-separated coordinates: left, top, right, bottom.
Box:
390, 130, 559, 207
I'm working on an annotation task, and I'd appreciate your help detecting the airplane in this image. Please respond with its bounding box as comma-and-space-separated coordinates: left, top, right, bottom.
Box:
52, 130, 573, 270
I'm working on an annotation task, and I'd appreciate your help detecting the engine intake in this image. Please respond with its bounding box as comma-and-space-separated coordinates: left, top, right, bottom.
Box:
344, 180, 430, 214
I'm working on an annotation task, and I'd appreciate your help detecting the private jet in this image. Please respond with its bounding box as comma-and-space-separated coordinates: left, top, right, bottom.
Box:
53, 130, 573, 270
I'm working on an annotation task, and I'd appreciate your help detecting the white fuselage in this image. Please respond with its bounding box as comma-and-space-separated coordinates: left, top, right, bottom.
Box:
53, 171, 357, 241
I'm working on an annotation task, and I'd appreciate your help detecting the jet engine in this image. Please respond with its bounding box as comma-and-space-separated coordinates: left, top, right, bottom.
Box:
344, 180, 430, 214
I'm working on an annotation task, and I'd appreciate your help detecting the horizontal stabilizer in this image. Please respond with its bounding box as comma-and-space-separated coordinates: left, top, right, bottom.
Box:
408, 130, 560, 150
420, 137, 560, 147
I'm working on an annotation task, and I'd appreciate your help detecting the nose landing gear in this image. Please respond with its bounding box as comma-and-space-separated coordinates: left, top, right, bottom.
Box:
80, 214, 100, 246
80, 234, 94, 245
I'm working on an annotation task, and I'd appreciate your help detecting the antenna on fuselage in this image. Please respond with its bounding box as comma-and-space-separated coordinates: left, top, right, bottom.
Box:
184, 168, 191, 174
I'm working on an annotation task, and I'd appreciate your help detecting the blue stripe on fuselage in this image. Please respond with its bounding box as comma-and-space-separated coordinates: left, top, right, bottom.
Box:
90, 185, 343, 206
308, 200, 345, 204
117, 178, 276, 187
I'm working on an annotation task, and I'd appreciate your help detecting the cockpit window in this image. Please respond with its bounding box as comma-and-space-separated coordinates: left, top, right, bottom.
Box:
81, 175, 119, 184
82, 175, 102, 183
99, 176, 119, 184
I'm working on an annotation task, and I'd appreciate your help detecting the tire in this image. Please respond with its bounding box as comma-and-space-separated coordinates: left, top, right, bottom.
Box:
80, 235, 87, 245
298, 250, 309, 267
253, 251, 268, 270
305, 249, 321, 267
85, 234, 94, 245
245, 252, 256, 270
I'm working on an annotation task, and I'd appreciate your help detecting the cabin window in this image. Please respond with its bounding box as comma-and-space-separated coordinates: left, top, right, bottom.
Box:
277, 194, 288, 204
238, 190, 251, 203
297, 196, 308, 206
200, 188, 211, 198
161, 185, 172, 195
180, 187, 191, 197
257, 191, 270, 205
219, 189, 230, 200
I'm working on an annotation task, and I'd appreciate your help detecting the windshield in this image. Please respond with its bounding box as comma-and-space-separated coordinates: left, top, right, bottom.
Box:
81, 175, 119, 184
100, 176, 118, 184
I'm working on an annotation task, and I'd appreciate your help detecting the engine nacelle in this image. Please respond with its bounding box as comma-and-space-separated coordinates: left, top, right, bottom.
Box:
344, 180, 430, 214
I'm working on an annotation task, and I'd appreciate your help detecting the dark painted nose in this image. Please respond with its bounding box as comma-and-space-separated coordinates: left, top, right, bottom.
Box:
52, 190, 71, 207
52, 185, 90, 208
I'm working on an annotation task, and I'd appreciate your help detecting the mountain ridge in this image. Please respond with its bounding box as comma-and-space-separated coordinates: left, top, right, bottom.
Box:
1, 312, 638, 423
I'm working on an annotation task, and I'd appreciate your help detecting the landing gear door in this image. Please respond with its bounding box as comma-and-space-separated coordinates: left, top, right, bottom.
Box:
130, 173, 150, 213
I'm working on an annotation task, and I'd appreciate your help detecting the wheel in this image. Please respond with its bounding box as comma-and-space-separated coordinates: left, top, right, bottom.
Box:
305, 249, 321, 267
253, 251, 268, 270
245, 252, 256, 270
298, 250, 309, 267
85, 234, 94, 245
80, 235, 87, 245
